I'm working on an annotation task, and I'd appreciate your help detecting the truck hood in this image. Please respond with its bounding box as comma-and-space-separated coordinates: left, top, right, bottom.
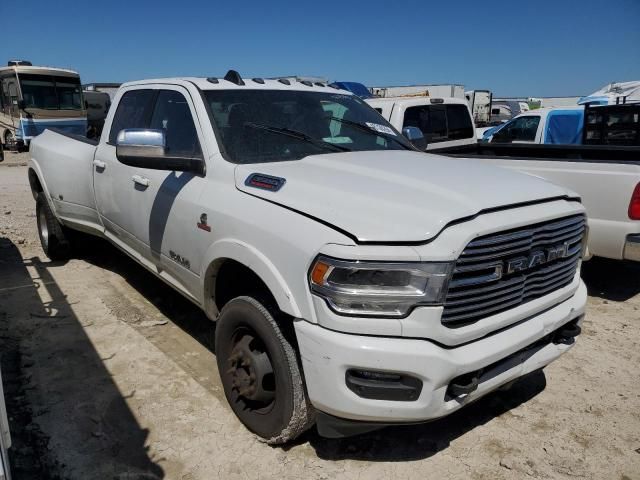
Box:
234, 151, 574, 243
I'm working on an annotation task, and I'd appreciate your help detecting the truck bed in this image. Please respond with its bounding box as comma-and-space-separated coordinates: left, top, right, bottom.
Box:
29, 129, 100, 228
431, 143, 640, 163
431, 143, 640, 261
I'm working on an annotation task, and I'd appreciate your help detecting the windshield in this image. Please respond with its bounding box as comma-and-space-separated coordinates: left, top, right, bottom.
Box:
204, 90, 413, 164
19, 73, 83, 110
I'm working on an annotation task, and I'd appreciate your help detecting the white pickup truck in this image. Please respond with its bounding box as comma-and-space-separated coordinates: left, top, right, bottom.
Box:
365, 96, 477, 150
381, 103, 640, 263
28, 73, 587, 442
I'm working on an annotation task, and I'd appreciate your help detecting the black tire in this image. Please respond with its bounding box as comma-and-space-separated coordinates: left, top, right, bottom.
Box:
215, 296, 314, 444
36, 192, 71, 260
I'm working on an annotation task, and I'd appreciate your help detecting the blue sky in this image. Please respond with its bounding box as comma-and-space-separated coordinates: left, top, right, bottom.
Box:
3, 0, 639, 97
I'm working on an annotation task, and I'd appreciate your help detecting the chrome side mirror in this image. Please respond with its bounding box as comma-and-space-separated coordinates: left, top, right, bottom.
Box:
115, 128, 203, 174
116, 128, 166, 157
402, 126, 428, 151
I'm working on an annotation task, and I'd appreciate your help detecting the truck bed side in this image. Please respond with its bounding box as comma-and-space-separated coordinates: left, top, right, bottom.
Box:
432, 143, 640, 260
29, 129, 101, 229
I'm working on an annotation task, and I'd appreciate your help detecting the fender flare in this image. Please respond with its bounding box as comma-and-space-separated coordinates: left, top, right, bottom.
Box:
200, 239, 301, 319
27, 160, 52, 202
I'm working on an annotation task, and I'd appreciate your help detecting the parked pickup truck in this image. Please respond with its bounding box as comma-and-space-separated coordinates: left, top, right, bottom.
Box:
382, 105, 640, 263
29, 72, 587, 443
484, 103, 640, 146
482, 107, 585, 144
366, 96, 477, 150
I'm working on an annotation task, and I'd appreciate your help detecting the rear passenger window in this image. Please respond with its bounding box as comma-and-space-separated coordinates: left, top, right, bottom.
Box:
150, 90, 202, 157
403, 105, 447, 143
403, 104, 474, 143
109, 89, 155, 144
446, 105, 475, 140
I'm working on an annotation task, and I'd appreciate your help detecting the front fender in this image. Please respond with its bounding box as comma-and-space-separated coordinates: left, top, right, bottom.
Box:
200, 238, 302, 319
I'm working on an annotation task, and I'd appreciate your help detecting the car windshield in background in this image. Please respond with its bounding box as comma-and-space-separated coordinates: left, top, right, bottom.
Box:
204, 90, 412, 163
19, 74, 83, 110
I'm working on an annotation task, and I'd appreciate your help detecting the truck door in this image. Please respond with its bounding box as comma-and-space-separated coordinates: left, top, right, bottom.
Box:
127, 87, 207, 296
93, 88, 156, 255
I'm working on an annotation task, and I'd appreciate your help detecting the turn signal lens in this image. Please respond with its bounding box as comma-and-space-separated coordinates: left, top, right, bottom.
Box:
629, 183, 640, 220
310, 260, 331, 285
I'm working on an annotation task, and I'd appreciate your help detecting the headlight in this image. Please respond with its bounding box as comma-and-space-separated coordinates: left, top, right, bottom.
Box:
309, 255, 453, 317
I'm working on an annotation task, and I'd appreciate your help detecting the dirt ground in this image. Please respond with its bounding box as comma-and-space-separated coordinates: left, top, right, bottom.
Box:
1, 151, 639, 479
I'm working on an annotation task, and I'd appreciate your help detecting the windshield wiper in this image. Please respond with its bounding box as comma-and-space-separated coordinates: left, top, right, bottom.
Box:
327, 116, 413, 150
243, 122, 351, 153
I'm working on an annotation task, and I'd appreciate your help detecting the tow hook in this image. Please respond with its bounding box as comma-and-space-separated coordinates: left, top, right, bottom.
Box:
553, 318, 582, 345
447, 370, 482, 398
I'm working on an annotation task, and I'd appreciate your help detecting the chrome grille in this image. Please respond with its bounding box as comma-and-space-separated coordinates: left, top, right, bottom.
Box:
442, 214, 585, 326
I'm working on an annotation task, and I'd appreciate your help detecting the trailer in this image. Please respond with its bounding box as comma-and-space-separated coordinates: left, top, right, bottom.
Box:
371, 84, 465, 99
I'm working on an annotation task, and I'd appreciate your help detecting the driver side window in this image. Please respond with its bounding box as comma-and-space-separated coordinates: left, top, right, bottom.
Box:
494, 116, 540, 143
149, 90, 202, 157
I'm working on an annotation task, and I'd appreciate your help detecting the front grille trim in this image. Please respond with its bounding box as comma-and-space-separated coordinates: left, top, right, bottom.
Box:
442, 214, 585, 327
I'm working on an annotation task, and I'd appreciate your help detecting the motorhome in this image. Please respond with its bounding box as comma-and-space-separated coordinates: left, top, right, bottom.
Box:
0, 60, 86, 151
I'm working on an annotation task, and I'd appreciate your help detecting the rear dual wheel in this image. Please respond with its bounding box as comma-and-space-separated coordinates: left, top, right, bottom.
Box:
215, 296, 314, 444
36, 192, 72, 260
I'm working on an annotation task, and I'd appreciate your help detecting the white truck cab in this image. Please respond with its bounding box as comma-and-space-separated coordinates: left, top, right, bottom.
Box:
365, 96, 477, 150
28, 73, 587, 442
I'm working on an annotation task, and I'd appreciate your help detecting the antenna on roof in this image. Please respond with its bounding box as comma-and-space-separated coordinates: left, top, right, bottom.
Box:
224, 70, 245, 86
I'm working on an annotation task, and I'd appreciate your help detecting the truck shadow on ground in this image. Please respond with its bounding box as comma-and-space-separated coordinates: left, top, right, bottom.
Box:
77, 238, 214, 351
301, 370, 545, 461
581, 257, 640, 302
0, 238, 165, 479
72, 238, 551, 462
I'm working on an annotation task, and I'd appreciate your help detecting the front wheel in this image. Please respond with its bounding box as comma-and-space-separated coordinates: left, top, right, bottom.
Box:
215, 296, 314, 444
36, 192, 71, 260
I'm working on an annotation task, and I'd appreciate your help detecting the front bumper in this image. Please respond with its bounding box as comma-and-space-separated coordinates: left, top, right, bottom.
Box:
295, 280, 586, 424
623, 234, 640, 262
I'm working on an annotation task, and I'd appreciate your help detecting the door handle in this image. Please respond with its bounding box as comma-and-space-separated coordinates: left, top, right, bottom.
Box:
132, 175, 150, 187
93, 159, 106, 169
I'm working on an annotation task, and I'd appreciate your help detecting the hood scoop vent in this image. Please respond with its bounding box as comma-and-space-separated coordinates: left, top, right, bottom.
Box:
244, 173, 286, 192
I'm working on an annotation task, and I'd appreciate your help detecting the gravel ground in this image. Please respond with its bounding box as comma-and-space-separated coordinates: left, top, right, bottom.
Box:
1, 152, 639, 479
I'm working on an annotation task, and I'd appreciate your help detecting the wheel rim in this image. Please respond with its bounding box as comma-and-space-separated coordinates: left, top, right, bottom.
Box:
38, 206, 49, 249
225, 327, 276, 413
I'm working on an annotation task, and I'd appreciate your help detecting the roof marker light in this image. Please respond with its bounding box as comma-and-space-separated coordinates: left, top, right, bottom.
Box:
224, 70, 245, 86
